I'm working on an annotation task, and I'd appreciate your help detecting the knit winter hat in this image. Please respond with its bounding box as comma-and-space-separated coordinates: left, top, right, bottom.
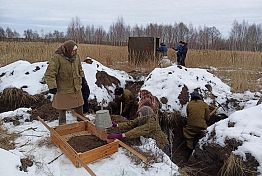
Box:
55, 40, 78, 58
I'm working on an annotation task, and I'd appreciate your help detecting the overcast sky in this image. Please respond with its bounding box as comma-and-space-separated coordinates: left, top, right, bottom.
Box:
1, 0, 262, 37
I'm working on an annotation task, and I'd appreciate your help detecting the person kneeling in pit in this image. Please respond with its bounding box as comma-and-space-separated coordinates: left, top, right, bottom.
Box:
107, 106, 171, 157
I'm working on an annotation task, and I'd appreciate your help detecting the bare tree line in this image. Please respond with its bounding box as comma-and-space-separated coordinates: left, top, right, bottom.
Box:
1, 17, 262, 51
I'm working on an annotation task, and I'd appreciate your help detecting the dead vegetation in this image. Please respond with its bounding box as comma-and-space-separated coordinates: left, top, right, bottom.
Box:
1, 41, 261, 92
0, 120, 20, 150
0, 87, 46, 113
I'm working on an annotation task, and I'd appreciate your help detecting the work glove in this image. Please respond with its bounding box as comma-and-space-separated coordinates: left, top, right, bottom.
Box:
112, 121, 118, 127
107, 133, 123, 140
49, 88, 57, 94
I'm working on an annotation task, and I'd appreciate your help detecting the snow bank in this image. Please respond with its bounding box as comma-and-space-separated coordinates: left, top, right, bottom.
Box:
201, 104, 262, 173
141, 65, 232, 115
0, 58, 133, 103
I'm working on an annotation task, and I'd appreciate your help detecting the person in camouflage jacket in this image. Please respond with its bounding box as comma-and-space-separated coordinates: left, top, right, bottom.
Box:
107, 106, 171, 156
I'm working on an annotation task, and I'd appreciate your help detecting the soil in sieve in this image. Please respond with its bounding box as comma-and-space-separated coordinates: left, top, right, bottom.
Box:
67, 135, 107, 153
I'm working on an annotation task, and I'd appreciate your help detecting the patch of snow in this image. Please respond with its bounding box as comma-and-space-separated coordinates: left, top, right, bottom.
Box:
200, 104, 262, 174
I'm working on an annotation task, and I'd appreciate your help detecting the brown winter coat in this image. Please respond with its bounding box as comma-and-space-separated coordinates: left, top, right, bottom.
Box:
183, 100, 210, 149
44, 41, 84, 109
186, 100, 210, 129
118, 115, 169, 149
121, 89, 135, 117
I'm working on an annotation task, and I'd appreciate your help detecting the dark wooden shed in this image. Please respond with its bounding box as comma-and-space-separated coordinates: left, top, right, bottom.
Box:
128, 37, 160, 64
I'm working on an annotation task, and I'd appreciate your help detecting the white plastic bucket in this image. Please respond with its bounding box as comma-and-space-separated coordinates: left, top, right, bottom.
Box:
95, 110, 112, 129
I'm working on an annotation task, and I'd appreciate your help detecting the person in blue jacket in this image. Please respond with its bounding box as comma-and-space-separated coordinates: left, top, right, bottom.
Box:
172, 41, 184, 65
157, 42, 168, 57
180, 42, 188, 66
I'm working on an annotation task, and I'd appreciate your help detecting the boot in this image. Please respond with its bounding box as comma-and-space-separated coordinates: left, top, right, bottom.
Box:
58, 110, 66, 125
74, 106, 84, 121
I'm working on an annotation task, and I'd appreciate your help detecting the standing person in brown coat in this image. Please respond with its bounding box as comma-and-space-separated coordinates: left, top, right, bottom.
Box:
183, 90, 210, 157
44, 40, 86, 125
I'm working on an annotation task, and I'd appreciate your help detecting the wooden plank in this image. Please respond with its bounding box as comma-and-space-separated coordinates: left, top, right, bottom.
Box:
117, 140, 148, 163
209, 106, 220, 116
71, 111, 90, 121
51, 134, 80, 167
54, 122, 86, 136
71, 111, 109, 142
58, 124, 86, 136
37, 116, 96, 176
79, 141, 119, 164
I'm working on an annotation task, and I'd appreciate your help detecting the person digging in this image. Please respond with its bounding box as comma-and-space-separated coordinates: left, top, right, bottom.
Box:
107, 106, 171, 157
183, 90, 210, 160
113, 87, 136, 120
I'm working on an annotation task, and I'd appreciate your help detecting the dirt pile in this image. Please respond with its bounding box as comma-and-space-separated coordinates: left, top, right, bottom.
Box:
83, 58, 93, 64
125, 80, 144, 98
19, 158, 33, 172
30, 101, 59, 121
95, 71, 120, 89
186, 139, 259, 175
0, 88, 48, 113
67, 135, 107, 153
178, 85, 189, 105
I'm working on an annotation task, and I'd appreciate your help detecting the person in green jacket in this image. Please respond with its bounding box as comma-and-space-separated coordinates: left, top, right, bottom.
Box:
44, 40, 86, 125
114, 87, 136, 119
183, 90, 210, 157
107, 106, 171, 157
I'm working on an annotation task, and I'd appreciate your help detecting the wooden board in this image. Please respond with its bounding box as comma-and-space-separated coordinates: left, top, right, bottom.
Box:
79, 140, 119, 164
51, 134, 80, 167
54, 121, 86, 136
37, 115, 148, 176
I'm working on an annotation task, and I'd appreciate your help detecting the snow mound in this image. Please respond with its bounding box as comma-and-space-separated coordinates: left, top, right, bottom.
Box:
141, 65, 232, 115
82, 58, 133, 103
201, 104, 262, 173
0, 58, 133, 103
0, 60, 48, 95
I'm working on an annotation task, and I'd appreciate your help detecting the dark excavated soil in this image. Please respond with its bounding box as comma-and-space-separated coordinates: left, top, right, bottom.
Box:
95, 71, 120, 89
30, 101, 59, 121
67, 135, 107, 153
19, 158, 33, 172
178, 85, 189, 106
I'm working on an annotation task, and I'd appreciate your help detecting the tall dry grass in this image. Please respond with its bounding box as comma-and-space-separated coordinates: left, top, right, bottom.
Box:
0, 41, 261, 92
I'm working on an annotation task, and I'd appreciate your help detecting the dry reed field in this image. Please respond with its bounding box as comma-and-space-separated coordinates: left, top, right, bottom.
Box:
0, 41, 261, 92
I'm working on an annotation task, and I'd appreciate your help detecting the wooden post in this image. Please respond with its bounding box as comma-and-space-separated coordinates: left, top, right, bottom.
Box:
209, 106, 220, 117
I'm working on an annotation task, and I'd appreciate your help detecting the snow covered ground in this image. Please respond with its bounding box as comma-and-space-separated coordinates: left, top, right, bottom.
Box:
0, 108, 179, 176
0, 58, 133, 103
0, 58, 261, 175
200, 104, 262, 174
